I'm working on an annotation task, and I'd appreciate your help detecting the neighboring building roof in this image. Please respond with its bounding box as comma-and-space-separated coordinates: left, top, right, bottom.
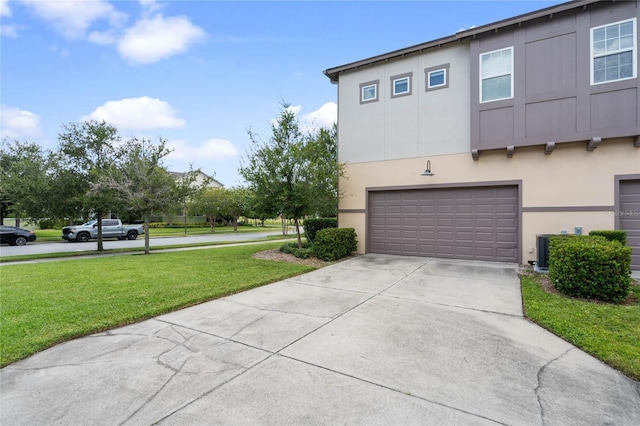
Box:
324, 0, 600, 83
169, 171, 224, 188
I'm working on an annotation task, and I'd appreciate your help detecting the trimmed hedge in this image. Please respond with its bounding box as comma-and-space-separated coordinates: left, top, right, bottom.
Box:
304, 218, 337, 242
588, 230, 627, 245
549, 235, 631, 303
313, 228, 357, 261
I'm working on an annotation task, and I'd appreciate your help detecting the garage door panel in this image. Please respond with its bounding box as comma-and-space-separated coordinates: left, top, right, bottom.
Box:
369, 186, 518, 262
619, 180, 640, 270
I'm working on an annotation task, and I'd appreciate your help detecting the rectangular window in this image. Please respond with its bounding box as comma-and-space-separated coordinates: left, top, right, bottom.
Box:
390, 72, 413, 98
359, 80, 379, 104
480, 47, 513, 103
429, 70, 445, 87
425, 63, 450, 91
591, 18, 636, 85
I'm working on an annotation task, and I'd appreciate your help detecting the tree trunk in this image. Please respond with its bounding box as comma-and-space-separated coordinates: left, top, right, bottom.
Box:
144, 213, 150, 255
15, 212, 20, 228
294, 217, 303, 249
97, 215, 104, 251
233, 216, 238, 231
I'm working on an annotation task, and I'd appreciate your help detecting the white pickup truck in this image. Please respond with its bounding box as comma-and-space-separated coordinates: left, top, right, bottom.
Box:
62, 219, 145, 242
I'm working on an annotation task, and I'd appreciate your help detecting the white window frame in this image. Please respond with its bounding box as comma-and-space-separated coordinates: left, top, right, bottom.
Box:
390, 72, 413, 98
590, 18, 637, 85
479, 46, 514, 103
393, 77, 410, 96
428, 69, 446, 88
425, 63, 450, 92
360, 80, 379, 104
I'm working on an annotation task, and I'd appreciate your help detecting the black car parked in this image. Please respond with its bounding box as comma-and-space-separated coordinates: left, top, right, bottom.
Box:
0, 226, 37, 246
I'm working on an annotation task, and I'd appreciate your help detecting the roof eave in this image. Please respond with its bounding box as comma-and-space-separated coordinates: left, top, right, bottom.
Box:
323, 0, 601, 83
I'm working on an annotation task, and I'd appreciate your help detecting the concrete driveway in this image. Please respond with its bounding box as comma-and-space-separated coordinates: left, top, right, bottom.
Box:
2, 254, 639, 425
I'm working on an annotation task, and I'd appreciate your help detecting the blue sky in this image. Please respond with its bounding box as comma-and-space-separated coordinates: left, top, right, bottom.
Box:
1, 0, 562, 187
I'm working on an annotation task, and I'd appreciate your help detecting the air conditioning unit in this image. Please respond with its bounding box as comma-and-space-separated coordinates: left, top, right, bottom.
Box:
536, 234, 551, 272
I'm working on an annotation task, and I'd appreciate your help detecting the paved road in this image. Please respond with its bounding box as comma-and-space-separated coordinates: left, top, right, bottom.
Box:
0, 231, 284, 257
2, 255, 638, 425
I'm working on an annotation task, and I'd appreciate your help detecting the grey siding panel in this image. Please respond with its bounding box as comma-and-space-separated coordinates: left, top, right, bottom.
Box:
525, 98, 577, 138
619, 180, 640, 270
525, 33, 577, 96
369, 186, 518, 262
479, 107, 515, 148
590, 89, 638, 131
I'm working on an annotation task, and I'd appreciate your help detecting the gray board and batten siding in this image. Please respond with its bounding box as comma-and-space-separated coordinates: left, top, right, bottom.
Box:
471, 0, 640, 152
368, 184, 520, 263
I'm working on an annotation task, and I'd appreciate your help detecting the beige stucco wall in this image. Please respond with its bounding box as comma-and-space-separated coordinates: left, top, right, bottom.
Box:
338, 42, 471, 164
338, 139, 640, 263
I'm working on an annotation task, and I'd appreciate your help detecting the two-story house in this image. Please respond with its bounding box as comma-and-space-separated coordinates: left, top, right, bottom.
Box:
325, 0, 640, 270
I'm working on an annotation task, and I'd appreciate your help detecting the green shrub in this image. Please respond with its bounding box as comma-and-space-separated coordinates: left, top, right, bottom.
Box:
549, 235, 631, 303
279, 242, 314, 259
304, 218, 337, 242
588, 230, 627, 245
313, 228, 357, 261
38, 219, 68, 229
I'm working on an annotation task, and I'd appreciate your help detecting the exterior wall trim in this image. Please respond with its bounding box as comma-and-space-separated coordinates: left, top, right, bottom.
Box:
615, 173, 640, 230
338, 209, 366, 214
364, 180, 523, 263
522, 206, 614, 212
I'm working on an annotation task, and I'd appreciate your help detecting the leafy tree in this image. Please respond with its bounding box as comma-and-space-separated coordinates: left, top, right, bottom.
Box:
0, 140, 51, 226
93, 138, 176, 254
58, 120, 121, 251
306, 124, 344, 217
46, 150, 88, 225
193, 187, 228, 232
226, 187, 251, 231
240, 102, 344, 248
173, 167, 209, 235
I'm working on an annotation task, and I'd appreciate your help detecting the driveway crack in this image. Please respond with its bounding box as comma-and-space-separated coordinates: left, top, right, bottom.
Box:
223, 299, 332, 319
534, 347, 573, 425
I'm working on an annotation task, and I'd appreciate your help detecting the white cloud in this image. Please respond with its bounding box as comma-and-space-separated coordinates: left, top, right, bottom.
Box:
87, 30, 117, 45
0, 105, 41, 139
82, 97, 185, 130
139, 0, 163, 16
168, 138, 238, 161
118, 14, 206, 64
1, 25, 17, 38
301, 102, 337, 130
1, 0, 11, 16
20, 0, 127, 39
270, 103, 337, 134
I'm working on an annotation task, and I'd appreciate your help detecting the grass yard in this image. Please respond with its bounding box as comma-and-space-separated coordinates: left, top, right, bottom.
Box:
0, 242, 315, 367
521, 274, 640, 380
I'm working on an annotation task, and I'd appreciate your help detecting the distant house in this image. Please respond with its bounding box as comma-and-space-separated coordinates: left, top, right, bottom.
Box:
169, 171, 224, 189
151, 171, 223, 223
325, 0, 640, 270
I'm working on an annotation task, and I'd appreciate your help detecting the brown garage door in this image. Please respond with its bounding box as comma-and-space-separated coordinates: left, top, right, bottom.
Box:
619, 180, 640, 271
369, 186, 518, 262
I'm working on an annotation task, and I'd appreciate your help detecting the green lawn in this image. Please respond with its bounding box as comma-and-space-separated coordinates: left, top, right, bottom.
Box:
0, 242, 314, 367
521, 274, 640, 380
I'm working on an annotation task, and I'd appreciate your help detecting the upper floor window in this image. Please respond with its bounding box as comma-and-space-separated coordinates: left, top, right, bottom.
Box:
480, 47, 513, 103
360, 80, 379, 104
591, 18, 637, 85
390, 72, 413, 98
425, 63, 450, 91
